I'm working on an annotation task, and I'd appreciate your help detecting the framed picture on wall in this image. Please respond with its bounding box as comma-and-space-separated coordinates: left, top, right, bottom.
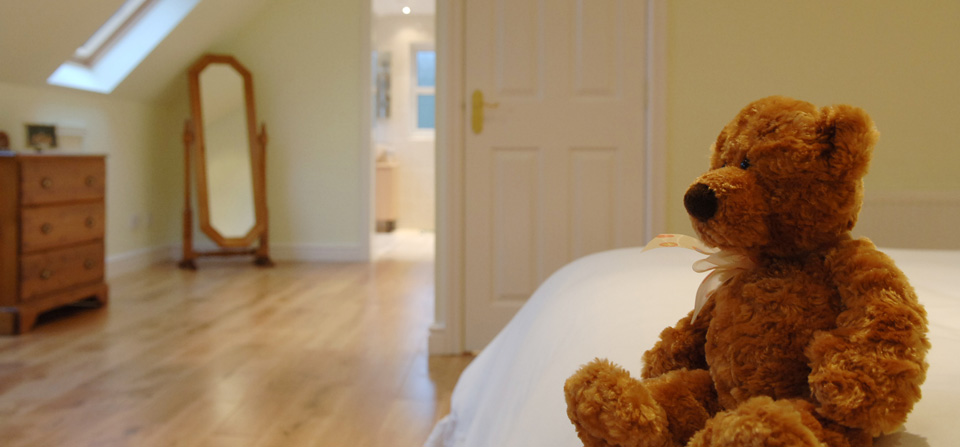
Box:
26, 124, 57, 151
375, 52, 391, 119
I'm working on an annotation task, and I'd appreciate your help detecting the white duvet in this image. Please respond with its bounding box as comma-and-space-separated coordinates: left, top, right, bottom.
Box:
426, 247, 960, 447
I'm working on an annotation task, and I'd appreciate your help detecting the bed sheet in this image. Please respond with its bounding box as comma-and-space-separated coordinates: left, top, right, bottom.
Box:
425, 247, 960, 447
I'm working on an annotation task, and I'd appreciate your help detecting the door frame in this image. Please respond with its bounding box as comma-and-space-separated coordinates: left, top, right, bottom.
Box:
429, 0, 668, 354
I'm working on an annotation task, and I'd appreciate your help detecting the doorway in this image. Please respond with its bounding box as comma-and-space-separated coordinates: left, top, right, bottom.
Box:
370, 0, 437, 260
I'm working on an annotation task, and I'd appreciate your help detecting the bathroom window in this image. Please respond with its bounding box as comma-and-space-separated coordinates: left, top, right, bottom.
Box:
412, 46, 436, 132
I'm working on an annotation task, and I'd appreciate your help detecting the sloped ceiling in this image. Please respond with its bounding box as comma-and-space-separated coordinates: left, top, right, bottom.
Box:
0, 0, 274, 102
0, 0, 433, 102
0, 0, 127, 88
113, 0, 273, 101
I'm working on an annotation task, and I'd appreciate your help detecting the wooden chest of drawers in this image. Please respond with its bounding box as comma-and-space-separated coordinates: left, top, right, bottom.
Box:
1, 154, 109, 334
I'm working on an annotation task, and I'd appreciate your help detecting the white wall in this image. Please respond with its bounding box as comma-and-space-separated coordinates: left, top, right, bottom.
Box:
0, 80, 178, 265
372, 14, 436, 231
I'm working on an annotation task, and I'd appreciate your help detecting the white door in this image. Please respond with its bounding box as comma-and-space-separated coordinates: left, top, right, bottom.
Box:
464, 0, 648, 350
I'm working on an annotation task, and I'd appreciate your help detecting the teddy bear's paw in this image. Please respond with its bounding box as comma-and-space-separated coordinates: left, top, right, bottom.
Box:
687, 396, 825, 447
564, 359, 673, 447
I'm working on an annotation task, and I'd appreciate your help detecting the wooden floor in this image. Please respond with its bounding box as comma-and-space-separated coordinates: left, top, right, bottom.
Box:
0, 232, 473, 447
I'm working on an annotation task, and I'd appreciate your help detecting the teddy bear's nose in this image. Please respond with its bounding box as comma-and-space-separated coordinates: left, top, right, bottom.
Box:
685, 183, 718, 222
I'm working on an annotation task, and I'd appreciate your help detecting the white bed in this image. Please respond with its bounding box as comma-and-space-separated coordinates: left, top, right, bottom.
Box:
426, 247, 960, 447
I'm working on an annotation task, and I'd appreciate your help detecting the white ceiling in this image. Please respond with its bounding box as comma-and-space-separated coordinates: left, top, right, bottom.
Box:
372, 0, 434, 16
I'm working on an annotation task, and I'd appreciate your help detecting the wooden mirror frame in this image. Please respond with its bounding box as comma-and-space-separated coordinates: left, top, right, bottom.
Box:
179, 54, 272, 269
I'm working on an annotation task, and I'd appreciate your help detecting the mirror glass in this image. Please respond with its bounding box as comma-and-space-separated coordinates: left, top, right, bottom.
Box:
199, 63, 256, 238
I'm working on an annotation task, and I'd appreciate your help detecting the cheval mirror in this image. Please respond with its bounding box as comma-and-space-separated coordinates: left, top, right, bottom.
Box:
179, 54, 272, 269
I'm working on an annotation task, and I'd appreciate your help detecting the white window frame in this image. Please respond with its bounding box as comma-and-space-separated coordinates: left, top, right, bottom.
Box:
72, 0, 155, 66
47, 0, 200, 94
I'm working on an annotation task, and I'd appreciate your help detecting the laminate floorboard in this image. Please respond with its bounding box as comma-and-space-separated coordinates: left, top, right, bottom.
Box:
0, 232, 473, 447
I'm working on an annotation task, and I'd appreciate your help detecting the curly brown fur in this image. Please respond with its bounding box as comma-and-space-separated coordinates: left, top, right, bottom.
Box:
808, 238, 929, 435
641, 300, 714, 379
565, 359, 672, 447
565, 96, 929, 447
688, 397, 840, 447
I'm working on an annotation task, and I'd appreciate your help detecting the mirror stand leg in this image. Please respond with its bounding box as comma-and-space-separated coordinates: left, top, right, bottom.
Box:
179, 206, 198, 270
254, 233, 274, 267
179, 208, 197, 270
180, 119, 198, 271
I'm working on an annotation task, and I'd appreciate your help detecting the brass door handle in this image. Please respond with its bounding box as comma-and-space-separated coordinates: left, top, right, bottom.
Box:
41, 177, 53, 189
41, 223, 53, 234
471, 90, 500, 134
40, 269, 53, 280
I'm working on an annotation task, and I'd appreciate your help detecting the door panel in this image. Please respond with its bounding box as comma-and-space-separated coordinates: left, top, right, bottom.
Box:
570, 148, 617, 259
493, 148, 540, 303
496, 0, 541, 96
574, 0, 620, 97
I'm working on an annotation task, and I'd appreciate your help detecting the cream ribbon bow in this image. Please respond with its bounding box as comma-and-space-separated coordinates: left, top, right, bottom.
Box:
643, 234, 754, 323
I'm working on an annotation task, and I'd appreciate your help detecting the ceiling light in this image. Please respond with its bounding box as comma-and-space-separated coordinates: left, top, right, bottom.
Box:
402, 6, 411, 14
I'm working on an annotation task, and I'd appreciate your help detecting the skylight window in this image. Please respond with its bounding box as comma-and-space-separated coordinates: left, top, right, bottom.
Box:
47, 0, 200, 94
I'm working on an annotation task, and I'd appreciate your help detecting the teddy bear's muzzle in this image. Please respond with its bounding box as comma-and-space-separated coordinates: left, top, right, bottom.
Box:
685, 183, 718, 222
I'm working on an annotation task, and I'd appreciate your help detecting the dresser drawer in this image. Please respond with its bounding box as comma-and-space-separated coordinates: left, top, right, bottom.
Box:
20, 157, 105, 205
21, 202, 105, 253
20, 242, 105, 302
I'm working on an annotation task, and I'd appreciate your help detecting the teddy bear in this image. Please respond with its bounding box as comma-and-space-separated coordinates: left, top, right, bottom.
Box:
564, 96, 929, 447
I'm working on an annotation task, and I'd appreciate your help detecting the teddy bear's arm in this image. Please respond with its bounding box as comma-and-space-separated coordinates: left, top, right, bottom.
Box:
807, 238, 930, 436
640, 299, 713, 379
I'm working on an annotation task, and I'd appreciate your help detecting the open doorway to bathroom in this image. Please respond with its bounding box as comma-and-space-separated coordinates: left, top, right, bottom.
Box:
370, 0, 436, 260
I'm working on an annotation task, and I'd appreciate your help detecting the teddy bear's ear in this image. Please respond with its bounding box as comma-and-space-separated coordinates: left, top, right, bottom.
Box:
817, 104, 879, 179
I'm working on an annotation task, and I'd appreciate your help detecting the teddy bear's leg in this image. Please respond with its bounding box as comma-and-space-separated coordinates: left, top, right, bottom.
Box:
565, 360, 719, 447
686, 396, 870, 447
643, 368, 721, 445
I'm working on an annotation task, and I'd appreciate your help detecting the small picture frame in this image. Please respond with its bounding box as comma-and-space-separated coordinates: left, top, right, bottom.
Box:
375, 52, 391, 119
0, 131, 10, 152
26, 124, 57, 151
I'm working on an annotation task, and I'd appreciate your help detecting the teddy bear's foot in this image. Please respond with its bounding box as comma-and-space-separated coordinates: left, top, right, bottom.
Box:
686, 396, 857, 447
565, 359, 673, 447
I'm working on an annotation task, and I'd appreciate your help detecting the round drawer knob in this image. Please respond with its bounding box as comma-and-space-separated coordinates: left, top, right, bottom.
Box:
40, 269, 53, 280
85, 176, 96, 187
41, 177, 53, 189
85, 217, 95, 228
41, 223, 53, 234
84, 259, 95, 270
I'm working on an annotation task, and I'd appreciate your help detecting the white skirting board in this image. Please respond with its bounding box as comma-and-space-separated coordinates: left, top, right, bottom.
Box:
106, 243, 369, 278
106, 245, 173, 279
269, 243, 369, 262
855, 190, 960, 250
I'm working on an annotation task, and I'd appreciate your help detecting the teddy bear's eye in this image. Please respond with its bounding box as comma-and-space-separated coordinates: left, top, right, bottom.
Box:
740, 158, 751, 169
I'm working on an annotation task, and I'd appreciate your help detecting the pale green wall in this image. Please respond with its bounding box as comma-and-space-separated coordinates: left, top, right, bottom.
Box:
11, 1, 953, 261
0, 80, 178, 259
666, 1, 960, 233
